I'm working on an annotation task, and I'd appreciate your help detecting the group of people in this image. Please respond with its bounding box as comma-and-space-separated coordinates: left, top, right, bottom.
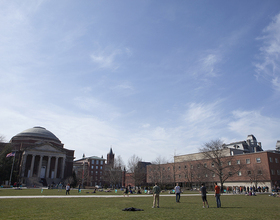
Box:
151, 182, 222, 208
200, 182, 221, 208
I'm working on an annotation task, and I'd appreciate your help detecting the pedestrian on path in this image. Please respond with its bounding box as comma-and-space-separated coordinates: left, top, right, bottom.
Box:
200, 183, 209, 208
152, 183, 161, 208
174, 183, 181, 203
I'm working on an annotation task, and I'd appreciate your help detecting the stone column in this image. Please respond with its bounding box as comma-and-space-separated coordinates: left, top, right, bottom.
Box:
37, 156, 43, 178
61, 157, 66, 179
21, 153, 27, 177
46, 156, 51, 179
54, 157, 59, 179
30, 155, 36, 177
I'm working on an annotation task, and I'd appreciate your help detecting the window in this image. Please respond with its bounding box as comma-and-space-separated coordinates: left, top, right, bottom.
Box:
178, 175, 181, 178
168, 167, 170, 170
277, 170, 280, 175
271, 169, 275, 175
96, 171, 98, 174
100, 171, 102, 175
178, 166, 181, 170
197, 164, 200, 169
100, 161, 103, 165
204, 163, 207, 167
228, 172, 232, 176
212, 173, 215, 177
91, 160, 94, 164
96, 166, 98, 169
205, 173, 208, 177
256, 158, 261, 163
236, 160, 240, 164
190, 165, 193, 169
185, 165, 187, 169
185, 174, 187, 178
247, 170, 251, 175
96, 160, 99, 165
246, 159, 250, 164
257, 170, 262, 175
228, 161, 231, 166
100, 166, 102, 170
275, 158, 278, 163
238, 171, 242, 176
91, 166, 94, 169
91, 171, 93, 175
211, 162, 214, 167
269, 157, 273, 163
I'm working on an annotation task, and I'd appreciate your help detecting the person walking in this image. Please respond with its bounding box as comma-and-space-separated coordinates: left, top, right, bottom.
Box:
200, 183, 209, 208
214, 182, 221, 208
174, 183, 181, 203
66, 183, 70, 195
152, 182, 161, 208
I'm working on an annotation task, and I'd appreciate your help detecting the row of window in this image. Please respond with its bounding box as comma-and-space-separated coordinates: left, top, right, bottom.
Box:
152, 156, 279, 172
90, 170, 102, 175
269, 157, 279, 163
91, 165, 103, 170
91, 160, 104, 165
173, 169, 280, 179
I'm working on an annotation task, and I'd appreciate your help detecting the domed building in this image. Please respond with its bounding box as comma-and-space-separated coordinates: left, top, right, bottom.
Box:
9, 127, 75, 186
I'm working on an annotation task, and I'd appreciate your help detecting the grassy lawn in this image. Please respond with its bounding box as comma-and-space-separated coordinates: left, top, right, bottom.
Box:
0, 189, 279, 219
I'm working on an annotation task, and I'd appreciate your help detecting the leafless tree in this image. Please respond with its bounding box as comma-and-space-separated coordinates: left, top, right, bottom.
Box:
247, 164, 268, 189
200, 139, 244, 191
105, 155, 124, 188
127, 154, 145, 187
0, 135, 5, 143
149, 156, 168, 185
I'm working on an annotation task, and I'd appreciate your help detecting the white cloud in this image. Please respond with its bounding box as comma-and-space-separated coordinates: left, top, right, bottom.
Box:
141, 123, 150, 128
112, 81, 134, 90
90, 46, 132, 70
255, 13, 280, 92
228, 110, 280, 149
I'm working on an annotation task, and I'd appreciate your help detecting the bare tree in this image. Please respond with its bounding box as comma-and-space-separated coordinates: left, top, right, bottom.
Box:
0, 135, 5, 143
150, 156, 168, 186
200, 139, 243, 191
247, 164, 268, 189
127, 154, 144, 187
105, 155, 124, 188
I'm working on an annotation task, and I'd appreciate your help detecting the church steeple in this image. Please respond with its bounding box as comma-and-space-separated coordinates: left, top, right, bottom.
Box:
107, 147, 115, 167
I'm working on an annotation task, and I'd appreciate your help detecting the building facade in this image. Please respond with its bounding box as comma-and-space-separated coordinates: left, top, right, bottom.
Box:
147, 135, 280, 192
73, 155, 106, 187
2, 127, 75, 186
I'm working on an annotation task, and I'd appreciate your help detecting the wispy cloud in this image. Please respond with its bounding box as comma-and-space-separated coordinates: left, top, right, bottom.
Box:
90, 46, 132, 70
255, 12, 280, 91
228, 110, 280, 148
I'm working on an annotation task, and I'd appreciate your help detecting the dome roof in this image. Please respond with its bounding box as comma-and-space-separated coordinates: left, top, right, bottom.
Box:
12, 126, 61, 143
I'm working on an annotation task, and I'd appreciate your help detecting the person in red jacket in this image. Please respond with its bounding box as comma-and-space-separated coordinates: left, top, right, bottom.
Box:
214, 182, 221, 208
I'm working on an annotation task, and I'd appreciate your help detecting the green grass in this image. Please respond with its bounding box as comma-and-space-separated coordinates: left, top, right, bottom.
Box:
0, 190, 279, 220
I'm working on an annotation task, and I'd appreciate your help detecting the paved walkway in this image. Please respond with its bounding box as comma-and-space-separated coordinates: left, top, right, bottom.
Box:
0, 193, 223, 199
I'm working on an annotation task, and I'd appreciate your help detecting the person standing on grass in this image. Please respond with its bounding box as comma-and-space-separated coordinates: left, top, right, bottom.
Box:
66, 183, 70, 195
152, 182, 161, 208
214, 182, 221, 208
174, 183, 181, 203
200, 183, 209, 208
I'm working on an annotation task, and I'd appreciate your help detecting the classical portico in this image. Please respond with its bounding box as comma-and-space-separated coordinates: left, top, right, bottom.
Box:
21, 148, 66, 180
8, 126, 75, 186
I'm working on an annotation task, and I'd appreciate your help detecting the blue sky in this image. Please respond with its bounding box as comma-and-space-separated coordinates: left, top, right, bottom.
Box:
1, 0, 280, 165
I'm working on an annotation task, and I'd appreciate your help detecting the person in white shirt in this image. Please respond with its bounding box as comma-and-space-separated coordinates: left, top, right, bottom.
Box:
174, 183, 181, 203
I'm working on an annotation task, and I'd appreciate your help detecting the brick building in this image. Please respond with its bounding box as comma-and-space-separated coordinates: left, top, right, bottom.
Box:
147, 135, 280, 192
73, 155, 106, 187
